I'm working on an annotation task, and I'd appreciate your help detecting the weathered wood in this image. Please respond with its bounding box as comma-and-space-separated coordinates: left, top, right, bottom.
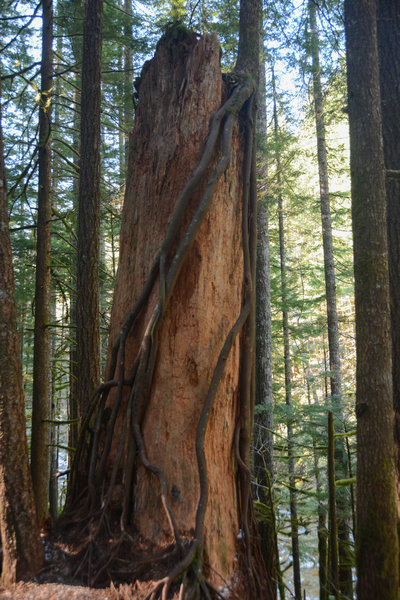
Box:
106, 30, 245, 588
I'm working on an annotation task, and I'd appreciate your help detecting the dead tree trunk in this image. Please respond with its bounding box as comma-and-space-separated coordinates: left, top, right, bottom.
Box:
67, 28, 274, 599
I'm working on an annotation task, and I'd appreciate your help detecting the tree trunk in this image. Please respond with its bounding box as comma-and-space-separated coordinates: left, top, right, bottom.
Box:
272, 70, 302, 600
0, 76, 44, 587
68, 79, 80, 462
308, 2, 353, 596
75, 0, 103, 424
306, 368, 328, 600
123, 0, 134, 168
255, 58, 274, 483
106, 30, 257, 592
376, 0, 400, 541
66, 0, 84, 461
328, 412, 339, 599
344, 1, 400, 598
68, 27, 274, 598
49, 290, 59, 519
254, 58, 277, 595
30, 0, 53, 520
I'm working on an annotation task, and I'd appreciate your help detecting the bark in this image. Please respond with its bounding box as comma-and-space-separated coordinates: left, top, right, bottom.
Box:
236, 0, 259, 78
108, 30, 249, 590
344, 1, 400, 598
123, 0, 134, 167
68, 80, 80, 461
255, 59, 273, 479
254, 221, 273, 473
308, 2, 353, 596
328, 412, 339, 599
49, 168, 59, 517
75, 0, 103, 424
272, 70, 302, 600
49, 55, 62, 517
376, 0, 400, 538
254, 59, 276, 593
0, 76, 44, 586
49, 295, 59, 519
306, 370, 328, 600
30, 0, 53, 520
68, 28, 273, 598
65, 0, 82, 458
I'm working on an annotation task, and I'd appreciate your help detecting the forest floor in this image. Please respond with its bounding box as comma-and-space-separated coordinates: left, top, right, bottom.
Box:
0, 582, 113, 599
0, 528, 183, 600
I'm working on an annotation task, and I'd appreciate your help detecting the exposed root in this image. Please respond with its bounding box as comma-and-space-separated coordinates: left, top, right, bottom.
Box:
65, 71, 264, 597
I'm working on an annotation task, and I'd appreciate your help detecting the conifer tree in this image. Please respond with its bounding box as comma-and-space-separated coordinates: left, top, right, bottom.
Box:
30, 0, 53, 520
254, 56, 277, 596
307, 2, 353, 596
75, 0, 103, 424
345, 0, 399, 597
377, 0, 400, 529
0, 74, 44, 586
272, 69, 302, 600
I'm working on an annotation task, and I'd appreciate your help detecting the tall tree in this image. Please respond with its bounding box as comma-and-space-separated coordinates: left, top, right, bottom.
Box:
344, 0, 399, 597
307, 2, 353, 596
254, 58, 277, 596
0, 75, 44, 587
327, 411, 339, 599
30, 0, 54, 520
66, 0, 277, 594
61, 0, 85, 461
75, 0, 103, 424
377, 0, 400, 534
272, 69, 302, 600
305, 366, 328, 600
123, 0, 134, 167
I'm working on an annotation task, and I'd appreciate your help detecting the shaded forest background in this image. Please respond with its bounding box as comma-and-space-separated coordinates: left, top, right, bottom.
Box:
0, 0, 389, 598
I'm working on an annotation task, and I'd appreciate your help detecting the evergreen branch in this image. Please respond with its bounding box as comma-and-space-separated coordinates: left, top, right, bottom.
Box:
52, 147, 80, 173
0, 0, 42, 52
53, 137, 80, 158
52, 205, 78, 240
2, 62, 41, 80
335, 477, 356, 487
387, 169, 400, 179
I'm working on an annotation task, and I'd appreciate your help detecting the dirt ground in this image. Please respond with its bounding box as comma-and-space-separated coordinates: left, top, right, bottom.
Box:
0, 582, 114, 599
0, 579, 164, 599
0, 533, 182, 600
0, 580, 176, 600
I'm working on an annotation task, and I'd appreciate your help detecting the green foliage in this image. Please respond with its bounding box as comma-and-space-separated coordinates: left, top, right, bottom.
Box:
1, 0, 357, 594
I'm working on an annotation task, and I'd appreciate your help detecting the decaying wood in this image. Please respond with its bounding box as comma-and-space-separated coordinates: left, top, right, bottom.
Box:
66, 27, 273, 599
